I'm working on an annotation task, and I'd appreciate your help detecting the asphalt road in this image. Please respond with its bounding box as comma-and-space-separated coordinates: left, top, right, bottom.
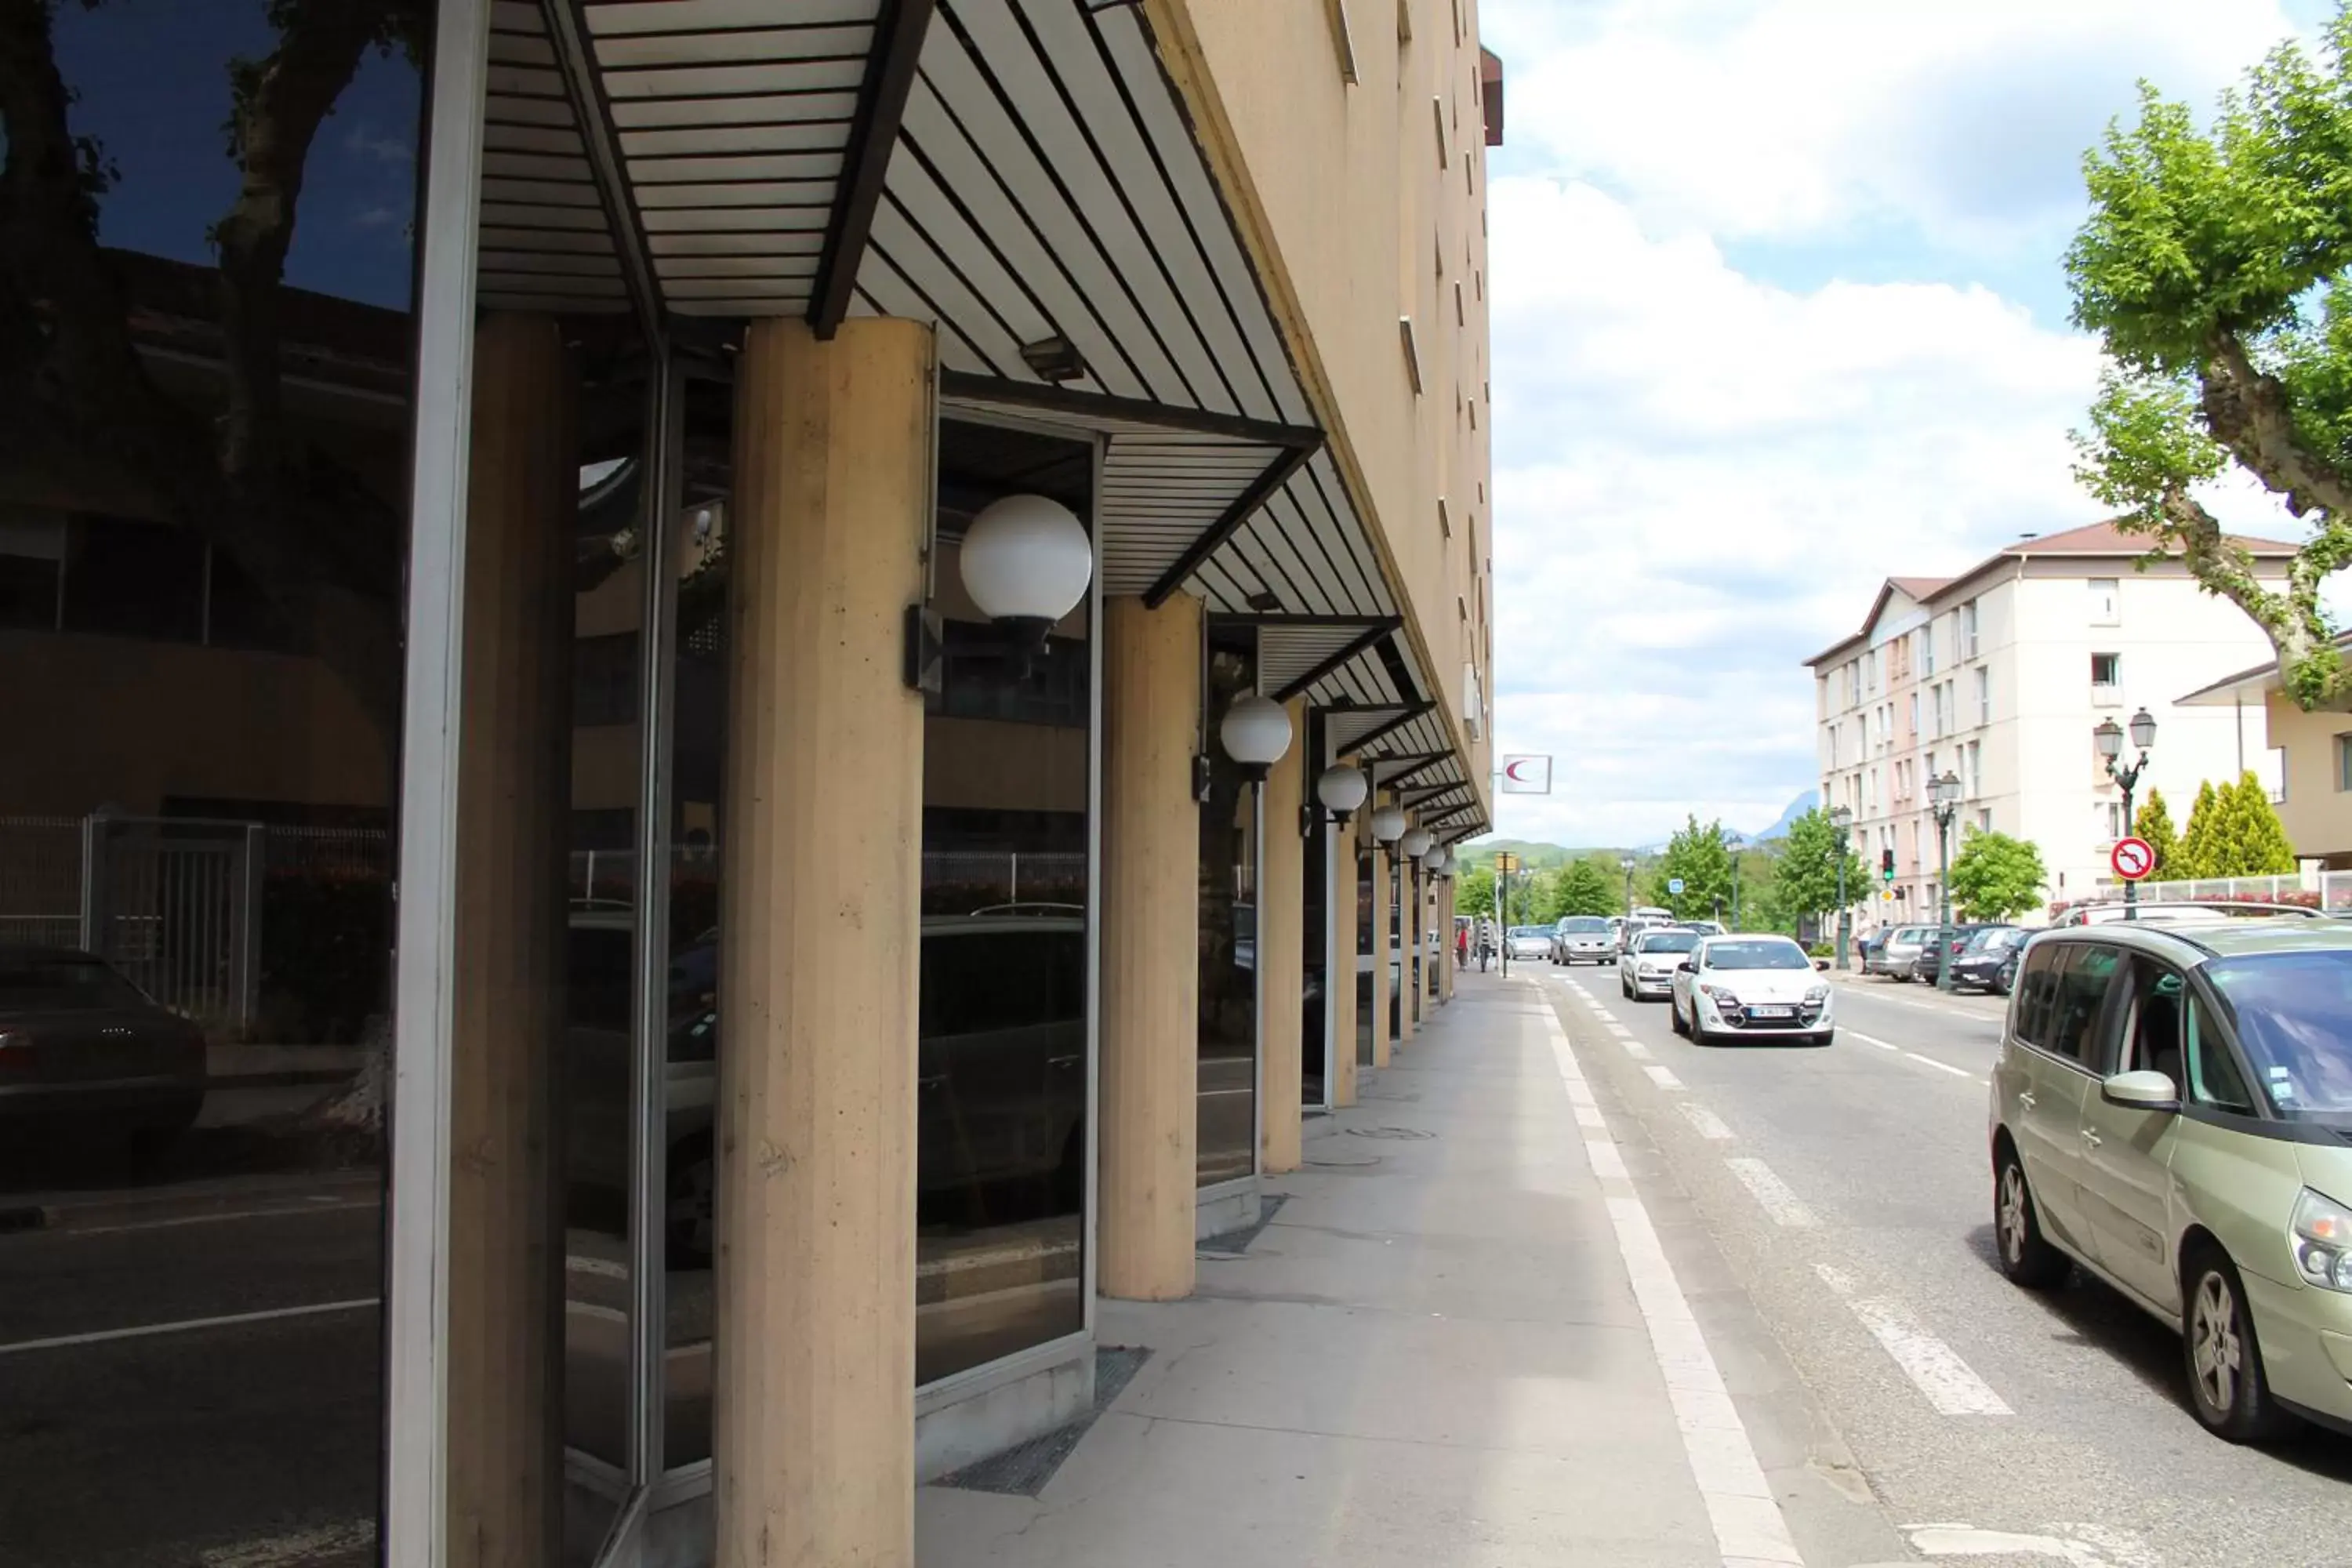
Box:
0, 1199, 383, 1568
1540, 957, 2352, 1568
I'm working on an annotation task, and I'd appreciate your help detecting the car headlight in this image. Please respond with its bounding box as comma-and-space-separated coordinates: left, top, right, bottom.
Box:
1697, 983, 1740, 1006
2291, 1189, 2352, 1293
1804, 985, 1829, 1004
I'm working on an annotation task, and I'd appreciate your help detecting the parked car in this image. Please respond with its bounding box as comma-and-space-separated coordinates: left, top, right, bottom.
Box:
1619, 927, 1700, 1001
1987, 918, 2352, 1442
1910, 922, 1998, 985
1949, 925, 2029, 995
0, 946, 208, 1160
1679, 920, 1727, 937
1552, 915, 1617, 965
1857, 930, 1889, 971
1505, 925, 1553, 962
1668, 935, 1835, 1046
1871, 925, 1934, 980
2052, 899, 2329, 927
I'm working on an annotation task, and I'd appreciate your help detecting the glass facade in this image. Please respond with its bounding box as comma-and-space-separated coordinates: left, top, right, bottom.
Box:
1356, 845, 1376, 1067
0, 2, 427, 1561
1198, 626, 1259, 1187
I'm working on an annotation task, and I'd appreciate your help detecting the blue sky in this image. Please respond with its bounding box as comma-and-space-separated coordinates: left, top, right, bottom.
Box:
1474, 0, 2338, 848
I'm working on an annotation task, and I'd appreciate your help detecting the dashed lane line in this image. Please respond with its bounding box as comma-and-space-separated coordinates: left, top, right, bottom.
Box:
1643, 1064, 1682, 1090
1814, 1264, 2011, 1417
1904, 1051, 1974, 1079
1678, 1103, 1734, 1141
1724, 1157, 1819, 1229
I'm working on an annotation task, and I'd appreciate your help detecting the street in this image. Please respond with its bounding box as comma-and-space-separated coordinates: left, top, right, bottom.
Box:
1539, 960, 2352, 1568
0, 1196, 383, 1568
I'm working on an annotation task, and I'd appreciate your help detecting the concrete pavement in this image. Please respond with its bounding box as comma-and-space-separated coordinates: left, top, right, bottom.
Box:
918, 972, 1907, 1568
1544, 960, 2352, 1568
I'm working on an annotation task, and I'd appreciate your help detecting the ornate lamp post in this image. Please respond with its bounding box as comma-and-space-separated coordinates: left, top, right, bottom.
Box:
1929, 770, 1962, 992
2096, 707, 2158, 921
1828, 804, 1854, 971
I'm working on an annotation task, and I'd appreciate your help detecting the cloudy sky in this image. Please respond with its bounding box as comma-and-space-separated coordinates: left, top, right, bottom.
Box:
1474, 0, 2338, 848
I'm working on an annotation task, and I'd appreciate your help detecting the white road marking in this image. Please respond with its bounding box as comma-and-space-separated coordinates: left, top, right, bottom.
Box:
42, 1199, 380, 1239
1814, 1265, 2010, 1416
1623, 1038, 1654, 1061
1575, 1103, 1609, 1130
1678, 1103, 1734, 1141
1542, 1018, 1806, 1568
201, 1522, 377, 1568
1592, 1010, 1618, 1024
1904, 1051, 1973, 1078
1847, 1031, 1904, 1052
568, 1254, 630, 1279
1643, 1064, 1682, 1090
1725, 1158, 1818, 1228
1585, 1138, 1628, 1179
0, 1297, 379, 1357
1905, 1523, 2154, 1566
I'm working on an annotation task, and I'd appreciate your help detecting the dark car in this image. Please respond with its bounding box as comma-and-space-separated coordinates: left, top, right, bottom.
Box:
1910, 923, 1997, 985
1946, 924, 2027, 994
0, 947, 208, 1158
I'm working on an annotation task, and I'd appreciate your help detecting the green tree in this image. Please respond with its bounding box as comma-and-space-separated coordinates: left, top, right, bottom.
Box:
1457, 864, 1497, 922
1554, 858, 1616, 916
1768, 808, 1869, 931
1650, 816, 1737, 920
2133, 787, 2180, 876
2173, 779, 2223, 880
2066, 11, 2352, 710
2198, 770, 2300, 875
1946, 829, 2049, 921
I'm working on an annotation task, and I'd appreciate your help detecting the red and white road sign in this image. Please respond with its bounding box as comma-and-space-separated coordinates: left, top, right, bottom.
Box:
2111, 836, 2156, 882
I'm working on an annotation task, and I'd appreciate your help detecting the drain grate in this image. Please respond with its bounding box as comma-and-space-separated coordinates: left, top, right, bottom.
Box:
1345, 1125, 1436, 1141
931, 1346, 1152, 1497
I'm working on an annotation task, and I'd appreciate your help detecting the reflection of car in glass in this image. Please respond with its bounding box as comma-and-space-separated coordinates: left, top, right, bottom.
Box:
1987, 920, 2352, 1443
1505, 926, 1552, 961
569, 912, 1087, 1269
1618, 928, 1699, 1001
0, 948, 208, 1158
1669, 936, 1834, 1045
1948, 925, 2027, 994
1552, 916, 1617, 964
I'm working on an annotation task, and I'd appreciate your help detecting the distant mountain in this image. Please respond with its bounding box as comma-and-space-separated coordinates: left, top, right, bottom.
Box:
1747, 790, 1817, 844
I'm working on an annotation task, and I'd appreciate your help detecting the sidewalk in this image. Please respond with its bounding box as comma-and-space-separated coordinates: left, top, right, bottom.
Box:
916, 973, 1780, 1568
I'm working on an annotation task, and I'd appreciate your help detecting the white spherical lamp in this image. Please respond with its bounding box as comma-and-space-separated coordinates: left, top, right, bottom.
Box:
1400, 826, 1433, 860
1422, 845, 1447, 873
1218, 692, 1293, 782
1315, 764, 1370, 822
1370, 804, 1407, 844
958, 494, 1094, 652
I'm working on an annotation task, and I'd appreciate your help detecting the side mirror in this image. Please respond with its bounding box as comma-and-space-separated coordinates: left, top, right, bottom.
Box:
1677, 959, 1694, 973
1814, 958, 1831, 972
2100, 1069, 2180, 1113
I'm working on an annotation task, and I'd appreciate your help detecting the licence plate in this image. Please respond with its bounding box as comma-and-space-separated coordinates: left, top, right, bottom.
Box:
1748, 1005, 1794, 1019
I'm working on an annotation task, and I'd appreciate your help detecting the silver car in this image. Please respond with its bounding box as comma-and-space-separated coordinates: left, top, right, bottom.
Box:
1553, 915, 1617, 965
1619, 927, 1700, 1001
1871, 925, 1933, 980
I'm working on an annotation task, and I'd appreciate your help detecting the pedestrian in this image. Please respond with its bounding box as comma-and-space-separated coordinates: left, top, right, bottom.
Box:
1456, 922, 1469, 967
1475, 918, 1495, 972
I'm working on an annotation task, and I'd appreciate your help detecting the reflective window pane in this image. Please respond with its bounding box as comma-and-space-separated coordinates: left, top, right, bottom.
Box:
1199, 630, 1258, 1187
0, 4, 426, 1561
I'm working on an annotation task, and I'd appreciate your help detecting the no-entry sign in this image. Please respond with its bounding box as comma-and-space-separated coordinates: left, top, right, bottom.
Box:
2111, 837, 2156, 882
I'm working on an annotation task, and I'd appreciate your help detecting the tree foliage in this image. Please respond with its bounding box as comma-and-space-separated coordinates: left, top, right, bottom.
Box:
2133, 787, 2181, 874
2174, 771, 2299, 877
1551, 859, 1618, 918
1947, 830, 2049, 922
1650, 817, 1737, 920
2067, 9, 2352, 709
1769, 808, 1869, 927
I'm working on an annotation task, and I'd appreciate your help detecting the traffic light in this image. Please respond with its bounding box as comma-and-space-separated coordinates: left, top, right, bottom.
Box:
1880, 848, 1896, 884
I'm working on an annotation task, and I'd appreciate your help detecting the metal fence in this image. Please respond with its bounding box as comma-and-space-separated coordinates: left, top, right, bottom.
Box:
2088, 870, 2352, 913
0, 816, 84, 948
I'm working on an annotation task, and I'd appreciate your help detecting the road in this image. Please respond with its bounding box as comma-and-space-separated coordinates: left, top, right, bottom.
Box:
1538, 959, 2352, 1568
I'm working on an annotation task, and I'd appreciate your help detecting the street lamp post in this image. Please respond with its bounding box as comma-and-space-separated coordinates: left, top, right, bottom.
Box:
1620, 855, 1635, 916
1929, 771, 1962, 993
1828, 804, 1854, 971
2096, 708, 2158, 921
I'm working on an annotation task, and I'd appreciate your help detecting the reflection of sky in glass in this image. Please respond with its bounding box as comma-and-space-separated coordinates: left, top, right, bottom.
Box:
2207, 953, 2352, 1114
51, 1, 422, 310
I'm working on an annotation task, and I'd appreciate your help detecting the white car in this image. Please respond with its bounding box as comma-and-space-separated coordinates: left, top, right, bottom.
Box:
1669, 935, 1835, 1046
1506, 925, 1553, 961
1620, 927, 1700, 1001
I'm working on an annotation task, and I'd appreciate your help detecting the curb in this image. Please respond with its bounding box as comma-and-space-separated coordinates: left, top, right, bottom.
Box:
0, 1170, 380, 1236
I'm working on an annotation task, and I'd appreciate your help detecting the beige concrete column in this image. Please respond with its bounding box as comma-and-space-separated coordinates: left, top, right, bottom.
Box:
1329, 811, 1359, 1108
1369, 822, 1392, 1069
1100, 592, 1203, 1301
1258, 697, 1306, 1174
446, 313, 570, 1568
715, 316, 930, 1568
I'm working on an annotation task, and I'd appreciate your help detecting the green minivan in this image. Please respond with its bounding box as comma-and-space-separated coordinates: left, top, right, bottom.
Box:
1987, 919, 2352, 1442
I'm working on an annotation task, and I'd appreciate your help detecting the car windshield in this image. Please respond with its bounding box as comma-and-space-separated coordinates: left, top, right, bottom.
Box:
1704, 940, 1810, 971
1638, 932, 1698, 953
1558, 917, 1611, 933
0, 954, 150, 1011
2201, 950, 2352, 1116
1509, 927, 1548, 938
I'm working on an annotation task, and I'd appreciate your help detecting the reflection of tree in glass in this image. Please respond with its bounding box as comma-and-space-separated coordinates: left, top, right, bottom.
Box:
0, 0, 426, 733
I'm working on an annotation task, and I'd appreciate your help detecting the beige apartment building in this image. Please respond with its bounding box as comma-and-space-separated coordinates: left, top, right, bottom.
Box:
2180, 632, 2352, 869
1807, 523, 2294, 926
0, 3, 1497, 1566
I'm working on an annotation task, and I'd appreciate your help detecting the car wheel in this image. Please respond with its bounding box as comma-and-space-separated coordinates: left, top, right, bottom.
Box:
667, 1134, 717, 1270
1621, 975, 1632, 998
2182, 1247, 2299, 1444
1669, 996, 1689, 1036
1993, 1145, 2071, 1290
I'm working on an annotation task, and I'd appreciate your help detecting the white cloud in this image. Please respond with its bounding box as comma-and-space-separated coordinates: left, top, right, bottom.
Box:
1486, 177, 2109, 845
1483, 0, 2303, 250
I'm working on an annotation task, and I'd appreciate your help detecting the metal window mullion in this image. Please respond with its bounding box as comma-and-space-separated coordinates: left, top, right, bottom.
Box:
385, 2, 492, 1566
1081, 427, 1105, 1330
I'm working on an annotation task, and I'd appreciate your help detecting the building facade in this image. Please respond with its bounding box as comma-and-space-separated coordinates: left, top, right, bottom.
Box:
2180, 633, 2352, 869
1807, 523, 2293, 927
0, 4, 1496, 1566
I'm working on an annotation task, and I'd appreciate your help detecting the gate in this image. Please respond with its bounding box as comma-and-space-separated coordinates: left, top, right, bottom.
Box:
80, 816, 263, 1033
